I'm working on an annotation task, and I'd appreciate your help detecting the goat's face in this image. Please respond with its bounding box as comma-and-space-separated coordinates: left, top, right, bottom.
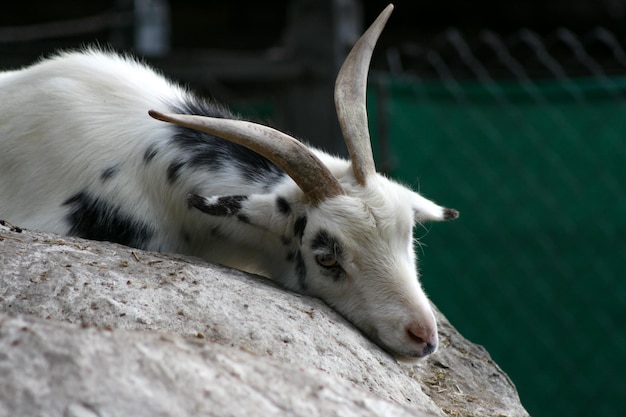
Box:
296, 175, 452, 359
180, 171, 455, 359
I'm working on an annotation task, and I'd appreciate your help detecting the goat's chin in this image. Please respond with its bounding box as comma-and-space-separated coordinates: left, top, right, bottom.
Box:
385, 346, 434, 362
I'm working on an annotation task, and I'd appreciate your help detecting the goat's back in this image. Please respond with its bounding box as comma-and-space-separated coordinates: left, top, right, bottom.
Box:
0, 50, 181, 232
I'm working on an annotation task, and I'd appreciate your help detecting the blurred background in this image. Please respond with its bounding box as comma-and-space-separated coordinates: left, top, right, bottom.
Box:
1, 1, 624, 416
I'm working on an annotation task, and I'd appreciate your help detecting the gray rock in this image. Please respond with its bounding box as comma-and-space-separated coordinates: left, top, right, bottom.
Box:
0, 313, 425, 417
0, 226, 529, 417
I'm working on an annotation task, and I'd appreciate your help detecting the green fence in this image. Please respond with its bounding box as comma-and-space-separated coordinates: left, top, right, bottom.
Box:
367, 75, 626, 417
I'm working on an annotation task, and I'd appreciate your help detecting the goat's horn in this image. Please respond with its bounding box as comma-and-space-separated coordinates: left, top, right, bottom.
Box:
335, 4, 394, 185
149, 110, 344, 205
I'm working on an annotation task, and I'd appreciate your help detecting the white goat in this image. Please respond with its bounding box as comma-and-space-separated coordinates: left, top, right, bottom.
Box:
0, 5, 457, 359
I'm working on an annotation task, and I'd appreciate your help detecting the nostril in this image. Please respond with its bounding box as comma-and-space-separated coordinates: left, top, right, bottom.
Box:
406, 327, 426, 345
405, 323, 438, 356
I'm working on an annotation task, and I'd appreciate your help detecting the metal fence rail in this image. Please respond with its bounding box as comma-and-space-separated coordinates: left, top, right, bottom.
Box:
369, 27, 626, 417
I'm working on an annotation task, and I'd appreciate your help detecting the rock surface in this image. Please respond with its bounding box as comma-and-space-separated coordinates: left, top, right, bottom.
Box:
0, 313, 423, 417
0, 225, 530, 417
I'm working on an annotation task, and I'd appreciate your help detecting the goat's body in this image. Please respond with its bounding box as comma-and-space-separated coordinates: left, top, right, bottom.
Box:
0, 49, 319, 277
1, 7, 459, 360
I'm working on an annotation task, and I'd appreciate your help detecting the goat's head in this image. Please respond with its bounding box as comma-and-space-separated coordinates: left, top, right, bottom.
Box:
149, 4, 458, 359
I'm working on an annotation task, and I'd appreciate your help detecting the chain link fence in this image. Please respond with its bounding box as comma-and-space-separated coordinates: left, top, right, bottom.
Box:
367, 27, 626, 417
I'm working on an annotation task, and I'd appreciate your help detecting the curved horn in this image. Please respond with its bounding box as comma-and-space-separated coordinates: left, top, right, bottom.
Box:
149, 110, 344, 205
335, 4, 394, 185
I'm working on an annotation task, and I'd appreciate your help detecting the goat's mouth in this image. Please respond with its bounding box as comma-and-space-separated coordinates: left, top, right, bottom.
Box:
387, 344, 437, 361
366, 327, 438, 360
392, 344, 437, 361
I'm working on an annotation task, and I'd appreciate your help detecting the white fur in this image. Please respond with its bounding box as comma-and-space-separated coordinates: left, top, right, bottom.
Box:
0, 49, 456, 359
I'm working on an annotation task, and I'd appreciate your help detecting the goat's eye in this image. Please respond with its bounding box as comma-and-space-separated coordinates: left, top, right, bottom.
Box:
315, 254, 338, 268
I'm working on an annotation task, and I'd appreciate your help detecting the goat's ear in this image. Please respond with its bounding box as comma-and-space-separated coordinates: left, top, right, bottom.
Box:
187, 193, 292, 236
411, 192, 459, 222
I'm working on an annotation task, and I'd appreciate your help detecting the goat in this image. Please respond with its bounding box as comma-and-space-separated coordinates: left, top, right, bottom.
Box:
0, 4, 458, 359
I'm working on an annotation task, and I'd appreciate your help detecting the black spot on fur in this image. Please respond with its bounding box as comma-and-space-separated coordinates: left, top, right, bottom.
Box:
312, 230, 343, 257
276, 197, 291, 215
62, 191, 153, 249
237, 214, 251, 224
0, 220, 22, 233
293, 216, 307, 242
143, 143, 159, 164
181, 228, 191, 243
210, 226, 225, 239
100, 165, 118, 182
286, 251, 296, 262
443, 208, 460, 220
187, 193, 203, 210
167, 160, 186, 184
295, 251, 307, 291
189, 194, 248, 217
166, 99, 286, 186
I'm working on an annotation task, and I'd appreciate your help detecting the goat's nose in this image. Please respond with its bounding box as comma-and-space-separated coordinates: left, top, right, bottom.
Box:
406, 322, 438, 357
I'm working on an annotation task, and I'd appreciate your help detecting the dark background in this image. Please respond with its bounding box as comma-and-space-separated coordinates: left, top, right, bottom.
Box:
2, 0, 625, 153
3, 0, 626, 48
